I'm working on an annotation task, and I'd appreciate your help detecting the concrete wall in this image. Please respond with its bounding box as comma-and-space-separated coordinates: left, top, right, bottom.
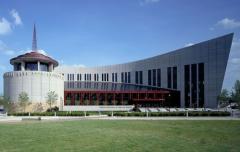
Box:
3, 71, 64, 107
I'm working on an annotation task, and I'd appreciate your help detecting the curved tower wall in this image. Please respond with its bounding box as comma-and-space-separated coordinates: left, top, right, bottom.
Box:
4, 71, 64, 106
55, 33, 233, 108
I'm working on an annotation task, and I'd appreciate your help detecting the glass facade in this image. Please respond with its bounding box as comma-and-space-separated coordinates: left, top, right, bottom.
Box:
135, 71, 139, 84
157, 69, 161, 87
184, 65, 190, 107
40, 63, 48, 71
173, 67, 177, 89
198, 63, 204, 107
152, 69, 156, 86
191, 64, 197, 107
25, 62, 38, 71
148, 70, 151, 85
139, 71, 143, 84
167, 67, 172, 88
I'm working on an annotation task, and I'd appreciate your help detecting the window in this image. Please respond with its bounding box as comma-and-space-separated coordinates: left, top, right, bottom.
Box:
128, 72, 131, 83
25, 62, 38, 71
14, 63, 21, 71
85, 74, 87, 81
107, 73, 109, 81
135, 71, 139, 84
191, 64, 197, 107
148, 70, 152, 85
157, 69, 161, 87
102, 73, 104, 81
167, 67, 172, 88
139, 71, 143, 84
184, 65, 190, 108
115, 73, 117, 82
112, 73, 114, 82
173, 67, 177, 89
125, 72, 127, 83
153, 69, 156, 86
121, 72, 124, 83
198, 63, 204, 107
40, 63, 48, 71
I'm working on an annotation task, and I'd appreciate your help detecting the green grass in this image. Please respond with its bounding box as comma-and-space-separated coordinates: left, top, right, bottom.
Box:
0, 120, 240, 152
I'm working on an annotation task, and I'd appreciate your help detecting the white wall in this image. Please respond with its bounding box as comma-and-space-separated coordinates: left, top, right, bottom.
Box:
4, 71, 64, 106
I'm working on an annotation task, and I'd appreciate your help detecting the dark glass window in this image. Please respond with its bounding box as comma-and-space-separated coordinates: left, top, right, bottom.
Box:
157, 69, 161, 87
112, 73, 114, 82
139, 71, 143, 84
167, 67, 172, 88
148, 70, 151, 85
173, 67, 177, 89
198, 63, 204, 107
25, 62, 38, 71
128, 72, 131, 83
85, 74, 87, 81
125, 72, 127, 83
89, 74, 91, 81
107, 73, 109, 81
153, 69, 156, 86
184, 65, 190, 108
77, 74, 79, 81
121, 72, 124, 83
67, 74, 69, 81
115, 73, 117, 82
135, 71, 139, 84
102, 74, 104, 81
40, 63, 48, 71
14, 63, 21, 71
191, 64, 197, 107
72, 74, 74, 81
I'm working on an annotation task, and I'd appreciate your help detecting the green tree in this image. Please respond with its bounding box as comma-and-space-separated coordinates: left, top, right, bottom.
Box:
18, 92, 31, 112
217, 89, 230, 107
46, 91, 58, 111
232, 80, 240, 104
0, 96, 17, 113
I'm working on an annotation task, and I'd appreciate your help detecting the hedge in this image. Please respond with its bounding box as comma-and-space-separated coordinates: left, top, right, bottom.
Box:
107, 111, 231, 117
8, 111, 230, 117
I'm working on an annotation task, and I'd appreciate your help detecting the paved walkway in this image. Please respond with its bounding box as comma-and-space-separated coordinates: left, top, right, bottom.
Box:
1, 115, 240, 123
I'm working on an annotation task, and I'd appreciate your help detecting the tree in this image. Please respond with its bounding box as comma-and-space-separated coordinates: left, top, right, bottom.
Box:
46, 91, 58, 111
18, 92, 31, 112
217, 89, 230, 107
232, 80, 240, 104
33, 103, 44, 112
0, 96, 17, 113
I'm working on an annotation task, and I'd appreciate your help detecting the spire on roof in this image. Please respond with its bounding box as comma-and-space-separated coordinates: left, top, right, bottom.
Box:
32, 23, 37, 52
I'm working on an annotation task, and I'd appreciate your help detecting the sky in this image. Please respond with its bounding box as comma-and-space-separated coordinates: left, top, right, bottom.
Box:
0, 0, 239, 94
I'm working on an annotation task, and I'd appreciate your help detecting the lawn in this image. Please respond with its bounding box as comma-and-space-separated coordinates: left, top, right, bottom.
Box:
0, 120, 239, 152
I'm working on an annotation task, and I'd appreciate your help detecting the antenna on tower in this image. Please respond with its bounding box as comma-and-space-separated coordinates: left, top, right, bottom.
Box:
32, 23, 37, 52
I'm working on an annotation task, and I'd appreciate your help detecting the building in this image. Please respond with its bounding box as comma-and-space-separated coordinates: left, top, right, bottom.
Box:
3, 25, 64, 110
3, 25, 233, 111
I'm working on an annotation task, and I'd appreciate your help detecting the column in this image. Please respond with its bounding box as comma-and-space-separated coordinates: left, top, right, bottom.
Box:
37, 61, 40, 71
21, 61, 25, 71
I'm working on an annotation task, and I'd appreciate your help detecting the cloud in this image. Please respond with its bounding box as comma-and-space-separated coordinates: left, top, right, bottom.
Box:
0, 18, 11, 35
38, 49, 48, 56
216, 18, 240, 29
10, 9, 22, 25
184, 43, 194, 47
140, 0, 160, 5
0, 40, 15, 56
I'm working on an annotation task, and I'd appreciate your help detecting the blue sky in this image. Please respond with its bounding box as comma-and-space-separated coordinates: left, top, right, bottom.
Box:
0, 0, 239, 94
